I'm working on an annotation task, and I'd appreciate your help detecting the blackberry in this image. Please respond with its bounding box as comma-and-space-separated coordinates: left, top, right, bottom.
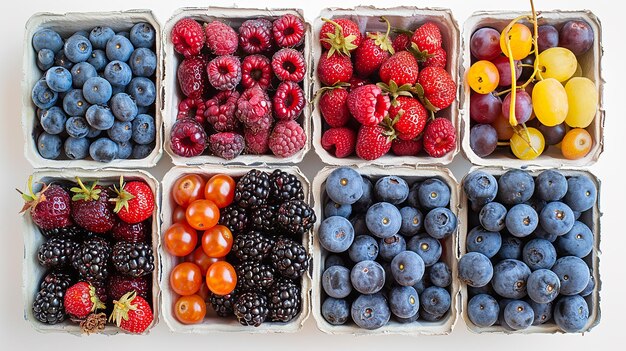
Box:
39, 270, 74, 292
90, 278, 109, 303
231, 231, 273, 262
209, 289, 239, 317
72, 237, 111, 282
269, 169, 304, 204
235, 169, 270, 208
270, 237, 309, 279
40, 225, 95, 239
276, 199, 316, 237
111, 241, 155, 277
236, 261, 275, 291
268, 278, 301, 322
37, 236, 80, 268
234, 291, 268, 327
249, 205, 278, 233
33, 270, 74, 324
219, 205, 249, 234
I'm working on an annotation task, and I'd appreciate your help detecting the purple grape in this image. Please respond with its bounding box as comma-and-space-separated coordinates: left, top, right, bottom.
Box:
492, 56, 522, 87
470, 124, 498, 157
502, 90, 532, 125
536, 122, 566, 145
519, 55, 535, 81
537, 25, 559, 52
470, 92, 502, 124
471, 28, 502, 61
559, 20, 594, 56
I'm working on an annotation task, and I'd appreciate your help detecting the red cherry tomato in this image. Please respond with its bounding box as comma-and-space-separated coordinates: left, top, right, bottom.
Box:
185, 199, 219, 230
172, 174, 205, 207
201, 225, 233, 258
206, 261, 237, 295
204, 174, 236, 208
163, 222, 198, 257
188, 246, 223, 275
172, 206, 187, 223
170, 262, 203, 296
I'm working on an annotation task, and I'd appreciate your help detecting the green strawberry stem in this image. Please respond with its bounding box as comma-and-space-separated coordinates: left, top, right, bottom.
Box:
377, 80, 413, 106
408, 42, 434, 62
71, 177, 101, 202
369, 17, 395, 55
16, 176, 48, 214
89, 284, 106, 312
313, 82, 351, 101
321, 18, 358, 57
110, 176, 136, 214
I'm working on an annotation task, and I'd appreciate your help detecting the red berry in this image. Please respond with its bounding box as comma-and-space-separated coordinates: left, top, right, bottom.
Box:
236, 87, 273, 132
177, 97, 206, 125
71, 181, 116, 233
170, 118, 208, 157
319, 88, 350, 128
64, 282, 105, 319
423, 47, 447, 68
317, 51, 353, 86
209, 132, 245, 160
273, 81, 305, 121
354, 35, 392, 78
389, 96, 427, 140
273, 14, 305, 47
107, 273, 149, 302
110, 291, 153, 334
171, 18, 205, 57
19, 178, 72, 230
379, 51, 419, 86
423, 117, 456, 158
418, 66, 456, 111
207, 55, 241, 91
177, 56, 207, 99
241, 54, 272, 90
269, 120, 306, 158
348, 76, 370, 90
244, 127, 270, 155
322, 127, 356, 158
205, 90, 241, 132
111, 179, 155, 224
239, 19, 273, 54
391, 139, 423, 156
356, 125, 392, 160
392, 33, 412, 52
204, 20, 238, 55
112, 220, 148, 242
412, 22, 442, 54
347, 84, 391, 126
320, 18, 362, 56
272, 48, 306, 82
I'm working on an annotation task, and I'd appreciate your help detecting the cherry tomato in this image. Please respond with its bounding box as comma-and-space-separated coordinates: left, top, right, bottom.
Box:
206, 261, 237, 295
170, 262, 203, 296
173, 174, 206, 207
204, 174, 236, 208
186, 199, 219, 230
172, 206, 187, 223
188, 246, 223, 275
201, 225, 233, 258
174, 294, 206, 324
196, 281, 211, 301
163, 222, 198, 257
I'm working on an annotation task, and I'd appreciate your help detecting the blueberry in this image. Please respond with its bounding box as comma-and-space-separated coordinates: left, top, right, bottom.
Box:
71, 31, 90, 39
64, 35, 92, 63
128, 77, 156, 105
533, 225, 559, 242
503, 300, 534, 330
117, 31, 130, 39
466, 226, 501, 258
325, 168, 364, 205
136, 105, 150, 115
83, 77, 112, 105
87, 126, 102, 138
497, 299, 515, 329
350, 215, 369, 236
89, 137, 118, 162
86, 105, 115, 130
491, 259, 531, 299
580, 272, 595, 297
104, 60, 133, 86
40, 106, 67, 134
526, 268, 560, 304
527, 299, 553, 325
405, 181, 422, 209
407, 234, 441, 267
37, 132, 61, 159
32, 79, 58, 109
389, 286, 419, 318
318, 216, 354, 253
350, 260, 385, 294
525, 197, 547, 214
522, 238, 557, 270
366, 202, 401, 238
573, 211, 582, 220
131, 114, 156, 145
420, 309, 444, 322
395, 312, 419, 323
322, 265, 352, 298
505, 204, 538, 237
413, 275, 431, 294
467, 294, 499, 327
110, 93, 138, 122
497, 169, 535, 204
479, 202, 507, 232
418, 178, 451, 210
539, 201, 575, 236
429, 261, 451, 288
352, 176, 373, 213
63, 137, 90, 160
381, 262, 395, 290
551, 256, 590, 295
324, 254, 345, 269
420, 286, 450, 316
87, 50, 108, 71
468, 284, 495, 296
375, 176, 409, 204
62, 89, 90, 116
70, 62, 97, 89
130, 22, 156, 48
458, 252, 493, 287
378, 235, 406, 262
423, 207, 457, 240
44, 66, 72, 93
390, 250, 425, 286
399, 206, 423, 236
107, 120, 133, 143
54, 50, 73, 69
555, 221, 593, 258
106, 35, 134, 62
351, 293, 390, 330
349, 235, 379, 262
322, 297, 350, 325
564, 176, 597, 212
88, 26, 115, 50
497, 234, 523, 260
536, 170, 568, 201
65, 117, 89, 138
131, 143, 153, 159
324, 200, 351, 218
464, 171, 498, 206
554, 295, 589, 332
116, 141, 133, 159
129, 48, 157, 77
37, 49, 55, 71
32, 29, 63, 53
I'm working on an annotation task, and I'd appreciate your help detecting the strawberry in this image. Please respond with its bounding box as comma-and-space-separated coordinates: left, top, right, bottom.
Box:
178, 56, 207, 99
110, 177, 155, 224
391, 139, 423, 156
356, 125, 393, 160
354, 17, 394, 77
70, 178, 116, 233
411, 22, 442, 54
379, 51, 419, 86
416, 66, 456, 111
392, 32, 412, 52
347, 84, 391, 126
388, 96, 427, 140
317, 51, 353, 86
18, 176, 71, 230
423, 46, 447, 68
109, 291, 153, 334
64, 282, 105, 319
322, 127, 356, 158
319, 87, 350, 128
320, 18, 362, 56
423, 117, 456, 158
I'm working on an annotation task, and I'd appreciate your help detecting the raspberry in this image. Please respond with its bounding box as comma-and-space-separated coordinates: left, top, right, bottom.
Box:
322, 127, 356, 158
244, 128, 270, 155
239, 19, 272, 54
170, 118, 207, 157
273, 81, 305, 121
272, 48, 306, 82
207, 55, 241, 91
171, 18, 205, 57
269, 120, 306, 158
236, 87, 273, 132
209, 132, 245, 160
241, 55, 272, 90
205, 20, 238, 55
177, 97, 206, 125
205, 90, 241, 132
347, 84, 391, 126
272, 14, 305, 48
319, 87, 350, 128
391, 139, 423, 156
423, 117, 456, 158
177, 56, 206, 98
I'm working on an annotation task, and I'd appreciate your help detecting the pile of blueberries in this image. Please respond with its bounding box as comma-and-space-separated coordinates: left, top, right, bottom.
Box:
318, 167, 457, 330
459, 169, 597, 333
31, 23, 158, 162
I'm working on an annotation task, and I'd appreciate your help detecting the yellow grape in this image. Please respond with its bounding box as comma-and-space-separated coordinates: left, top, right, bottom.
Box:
510, 127, 545, 160
500, 23, 532, 60
564, 77, 598, 128
532, 78, 569, 126
537, 47, 577, 82
467, 60, 500, 94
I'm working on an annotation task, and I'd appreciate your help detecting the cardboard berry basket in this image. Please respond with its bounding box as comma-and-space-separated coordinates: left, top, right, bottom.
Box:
22, 11, 164, 169
311, 7, 461, 167
22, 168, 161, 334
460, 11, 605, 167
159, 165, 312, 333
311, 166, 460, 335
162, 8, 312, 166
457, 167, 602, 334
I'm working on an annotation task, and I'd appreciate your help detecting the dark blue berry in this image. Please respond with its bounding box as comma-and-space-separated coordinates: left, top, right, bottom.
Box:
365, 202, 401, 238
318, 216, 354, 253
458, 252, 493, 287
479, 201, 507, 232
106, 35, 134, 62
348, 235, 379, 262
129, 48, 157, 77
375, 176, 409, 204
70, 62, 97, 88
391, 250, 425, 286
497, 169, 534, 205
418, 178, 451, 210
127, 77, 155, 107
322, 265, 352, 298
350, 260, 385, 294
63, 137, 90, 160
491, 259, 531, 299
37, 132, 62, 159
64, 35, 92, 63
325, 167, 363, 205
130, 22, 155, 48
40, 106, 67, 134
33, 29, 63, 53
89, 137, 118, 162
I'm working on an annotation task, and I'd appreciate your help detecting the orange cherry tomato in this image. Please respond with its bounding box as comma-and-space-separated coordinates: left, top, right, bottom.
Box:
201, 225, 233, 258
174, 294, 206, 324
173, 174, 206, 208
187, 246, 223, 275
196, 281, 211, 301
170, 262, 203, 296
185, 199, 219, 230
163, 222, 198, 257
204, 174, 236, 208
172, 206, 187, 223
206, 261, 237, 295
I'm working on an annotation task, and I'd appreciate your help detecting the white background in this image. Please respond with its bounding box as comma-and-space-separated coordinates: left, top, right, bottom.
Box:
0, 0, 623, 349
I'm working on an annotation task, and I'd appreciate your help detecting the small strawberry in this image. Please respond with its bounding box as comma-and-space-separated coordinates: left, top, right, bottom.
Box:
18, 176, 71, 230
319, 86, 350, 128
354, 17, 394, 78
110, 177, 154, 224
356, 124, 393, 160
348, 76, 370, 90
64, 282, 105, 319
423, 46, 447, 68
347, 84, 391, 126
388, 96, 428, 140
415, 66, 456, 112
379, 51, 419, 86
70, 178, 116, 233
317, 51, 353, 86
391, 138, 423, 156
109, 291, 153, 334
320, 18, 362, 56
177, 56, 207, 99
321, 127, 356, 158
411, 22, 442, 54
112, 220, 148, 242
423, 117, 456, 158
392, 31, 412, 52
171, 18, 206, 58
